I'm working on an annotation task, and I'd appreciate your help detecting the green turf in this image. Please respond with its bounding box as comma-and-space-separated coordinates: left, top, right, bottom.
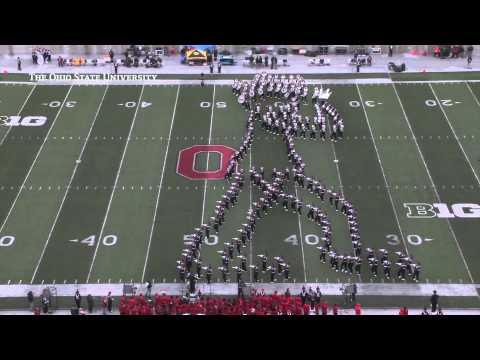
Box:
1, 79, 480, 308
391, 71, 480, 81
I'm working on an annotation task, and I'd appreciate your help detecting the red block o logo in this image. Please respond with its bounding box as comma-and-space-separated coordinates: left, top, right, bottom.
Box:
177, 145, 237, 180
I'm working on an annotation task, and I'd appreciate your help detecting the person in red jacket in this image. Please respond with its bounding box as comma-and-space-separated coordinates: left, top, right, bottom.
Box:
333, 304, 339, 315
321, 301, 328, 315
354, 303, 361, 315
399, 307, 408, 315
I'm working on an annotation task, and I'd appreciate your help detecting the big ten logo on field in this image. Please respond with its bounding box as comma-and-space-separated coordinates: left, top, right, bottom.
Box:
404, 203, 480, 219
0, 115, 47, 127
177, 145, 237, 180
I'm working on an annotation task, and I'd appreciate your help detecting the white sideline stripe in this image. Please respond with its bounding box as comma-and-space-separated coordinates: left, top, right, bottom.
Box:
356, 84, 409, 256
141, 85, 180, 282
391, 83, 476, 286
200, 83, 216, 225
0, 282, 478, 298
86, 85, 145, 282
0, 85, 36, 148
429, 83, 480, 187
294, 186, 307, 282
0, 86, 72, 236
31, 85, 110, 283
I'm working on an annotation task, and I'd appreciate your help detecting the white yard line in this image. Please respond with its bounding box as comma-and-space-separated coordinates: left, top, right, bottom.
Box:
0, 85, 72, 237
86, 85, 145, 282
429, 83, 480, 186
294, 186, 308, 282
392, 83, 476, 284
141, 85, 180, 282
325, 114, 362, 282
200, 83, 216, 224
31, 85, 110, 284
465, 81, 480, 108
355, 84, 409, 257
0, 85, 36, 147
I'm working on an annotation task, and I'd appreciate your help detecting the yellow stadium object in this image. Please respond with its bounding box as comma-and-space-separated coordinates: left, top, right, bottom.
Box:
186, 49, 207, 63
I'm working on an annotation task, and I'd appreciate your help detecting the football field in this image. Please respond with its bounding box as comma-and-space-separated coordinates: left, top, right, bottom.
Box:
1, 77, 480, 301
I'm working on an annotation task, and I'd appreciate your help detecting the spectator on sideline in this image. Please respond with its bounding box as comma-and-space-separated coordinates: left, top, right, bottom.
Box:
421, 307, 429, 315
146, 281, 152, 298
388, 45, 393, 57
41, 295, 49, 314
333, 304, 339, 315
437, 308, 444, 315
351, 283, 357, 303
102, 296, 108, 315
17, 57, 21, 71
109, 49, 114, 62
399, 307, 408, 315
27, 291, 34, 312
354, 303, 361, 315
74, 290, 82, 308
430, 290, 439, 313
87, 294, 94, 313
32, 52, 38, 65
34, 307, 41, 315
107, 292, 114, 313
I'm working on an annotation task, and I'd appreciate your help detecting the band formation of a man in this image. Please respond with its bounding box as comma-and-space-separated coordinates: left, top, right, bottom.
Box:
176, 73, 422, 292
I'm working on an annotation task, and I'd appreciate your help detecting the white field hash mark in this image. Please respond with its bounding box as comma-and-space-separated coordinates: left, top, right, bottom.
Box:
86, 85, 145, 283
355, 84, 410, 257
391, 82, 476, 286
0, 85, 73, 240
142, 85, 180, 282
429, 83, 480, 187
0, 84, 36, 148
31, 85, 110, 284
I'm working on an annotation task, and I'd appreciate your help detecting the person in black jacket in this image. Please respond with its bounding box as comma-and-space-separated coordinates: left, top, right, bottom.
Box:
74, 290, 82, 308
87, 294, 94, 313
430, 290, 439, 313
27, 291, 34, 311
107, 292, 113, 312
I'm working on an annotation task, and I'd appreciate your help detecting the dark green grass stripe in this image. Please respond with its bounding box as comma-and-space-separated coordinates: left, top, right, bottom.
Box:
144, 85, 214, 282
32, 86, 142, 283
88, 85, 179, 283
395, 83, 480, 282
0, 86, 70, 227
329, 85, 405, 269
